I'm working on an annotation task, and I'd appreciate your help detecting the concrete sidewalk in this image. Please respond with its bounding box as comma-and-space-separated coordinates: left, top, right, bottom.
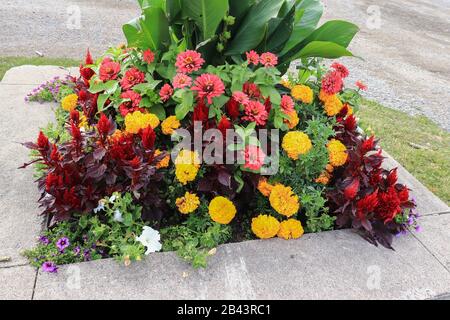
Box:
0, 66, 448, 300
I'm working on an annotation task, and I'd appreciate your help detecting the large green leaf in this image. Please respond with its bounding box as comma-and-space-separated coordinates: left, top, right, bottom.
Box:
225, 0, 284, 55
138, 0, 165, 10
229, 0, 257, 22
181, 0, 229, 40
281, 0, 323, 54
122, 7, 170, 51
166, 0, 183, 22
296, 41, 354, 59
300, 20, 359, 48
263, 1, 296, 53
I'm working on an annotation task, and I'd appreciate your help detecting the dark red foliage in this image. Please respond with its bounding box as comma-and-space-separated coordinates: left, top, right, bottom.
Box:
21, 120, 165, 223
327, 116, 417, 249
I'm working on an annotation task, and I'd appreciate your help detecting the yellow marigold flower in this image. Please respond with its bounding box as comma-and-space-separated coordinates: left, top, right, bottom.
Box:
176, 192, 200, 214
154, 149, 170, 169
257, 177, 274, 197
291, 85, 313, 104
251, 214, 280, 239
175, 164, 199, 185
327, 139, 348, 167
319, 89, 333, 102
161, 115, 180, 135
277, 219, 304, 240
280, 79, 293, 89
61, 94, 78, 112
208, 196, 237, 224
124, 111, 160, 134
174, 149, 200, 167
269, 184, 300, 217
315, 171, 331, 185
323, 95, 343, 116
283, 110, 299, 129
282, 131, 312, 160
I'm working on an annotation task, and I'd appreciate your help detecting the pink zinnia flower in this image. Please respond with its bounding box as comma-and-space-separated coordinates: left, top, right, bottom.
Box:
175, 50, 205, 74
232, 91, 250, 105
260, 52, 278, 67
242, 100, 268, 126
120, 67, 145, 90
246, 50, 260, 65
143, 49, 155, 64
191, 73, 225, 104
280, 95, 295, 114
356, 80, 368, 91
331, 62, 349, 78
99, 57, 121, 81
243, 145, 266, 171
172, 73, 192, 89
321, 71, 343, 95
159, 84, 174, 102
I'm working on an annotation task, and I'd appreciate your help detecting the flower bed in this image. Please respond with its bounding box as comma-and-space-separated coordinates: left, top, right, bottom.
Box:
22, 0, 419, 272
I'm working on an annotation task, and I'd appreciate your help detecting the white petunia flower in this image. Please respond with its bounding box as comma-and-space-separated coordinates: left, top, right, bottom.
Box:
135, 226, 162, 255
113, 209, 123, 222
93, 200, 105, 213
109, 193, 117, 203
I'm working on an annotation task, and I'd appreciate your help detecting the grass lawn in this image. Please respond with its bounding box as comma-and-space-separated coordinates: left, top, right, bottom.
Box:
358, 100, 450, 205
1, 57, 448, 205
0, 56, 79, 81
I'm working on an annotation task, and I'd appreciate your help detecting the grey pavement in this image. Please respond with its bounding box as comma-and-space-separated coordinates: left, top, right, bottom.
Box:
0, 66, 449, 300
1, 0, 449, 131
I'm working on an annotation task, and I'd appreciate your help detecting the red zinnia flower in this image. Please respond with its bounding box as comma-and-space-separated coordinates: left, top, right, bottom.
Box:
242, 100, 268, 126
191, 73, 225, 104
243, 82, 261, 99
356, 80, 367, 91
321, 71, 343, 95
260, 52, 278, 67
99, 57, 120, 81
120, 67, 145, 90
246, 50, 260, 65
159, 84, 173, 102
243, 145, 266, 171
331, 62, 349, 78
143, 49, 155, 64
175, 50, 205, 74
280, 95, 295, 114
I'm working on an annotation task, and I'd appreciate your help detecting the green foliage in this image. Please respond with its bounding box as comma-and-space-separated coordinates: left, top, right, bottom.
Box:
299, 187, 335, 232
122, 0, 359, 72
23, 193, 148, 268
161, 204, 231, 268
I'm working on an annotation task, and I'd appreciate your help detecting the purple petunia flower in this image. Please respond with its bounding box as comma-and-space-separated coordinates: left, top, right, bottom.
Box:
42, 261, 58, 273
73, 246, 81, 256
39, 235, 50, 245
83, 249, 91, 261
56, 237, 70, 252
415, 225, 422, 233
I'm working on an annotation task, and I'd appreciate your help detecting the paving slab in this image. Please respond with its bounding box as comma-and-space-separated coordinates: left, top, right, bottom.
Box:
33, 226, 450, 300
412, 213, 450, 272
1, 65, 79, 85
0, 265, 37, 300
382, 151, 449, 216
0, 83, 55, 267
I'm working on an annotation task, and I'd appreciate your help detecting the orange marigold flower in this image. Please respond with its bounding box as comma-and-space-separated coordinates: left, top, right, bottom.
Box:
208, 196, 237, 224
176, 192, 200, 214
277, 219, 304, 240
269, 184, 300, 217
283, 110, 299, 129
257, 178, 274, 197
161, 115, 180, 135
154, 149, 170, 169
323, 95, 343, 116
251, 214, 280, 239
327, 139, 348, 167
291, 85, 313, 104
315, 171, 331, 185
